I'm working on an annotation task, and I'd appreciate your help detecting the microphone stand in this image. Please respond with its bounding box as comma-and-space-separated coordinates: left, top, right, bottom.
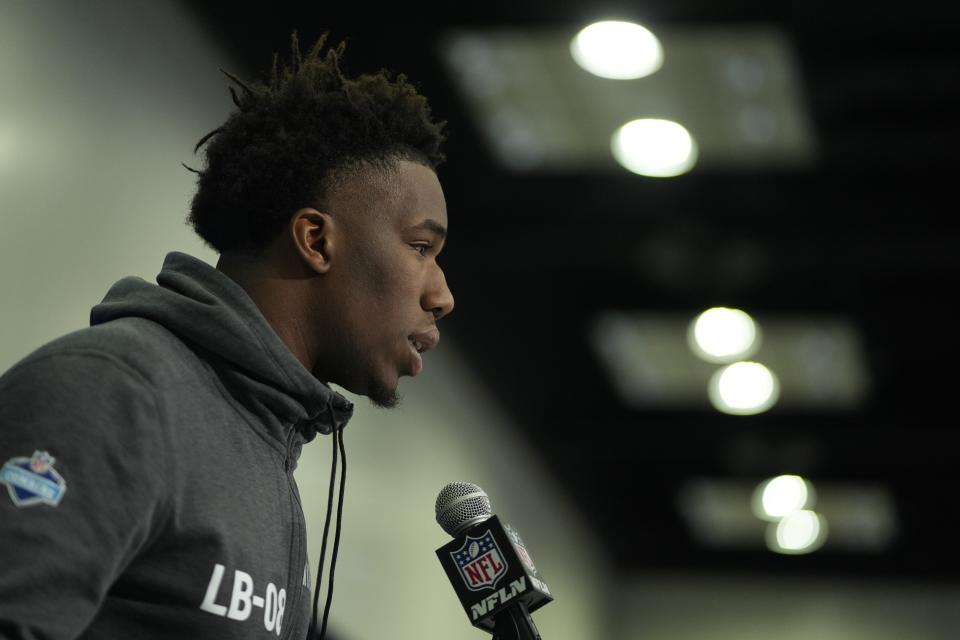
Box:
492, 601, 541, 640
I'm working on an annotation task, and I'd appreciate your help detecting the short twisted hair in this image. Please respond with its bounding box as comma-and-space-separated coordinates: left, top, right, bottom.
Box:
186, 31, 447, 253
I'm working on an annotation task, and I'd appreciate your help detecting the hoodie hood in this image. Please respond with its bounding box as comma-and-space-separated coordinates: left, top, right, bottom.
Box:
90, 251, 353, 442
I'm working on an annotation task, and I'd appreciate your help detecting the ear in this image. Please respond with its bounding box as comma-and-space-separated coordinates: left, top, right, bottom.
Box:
289, 207, 336, 274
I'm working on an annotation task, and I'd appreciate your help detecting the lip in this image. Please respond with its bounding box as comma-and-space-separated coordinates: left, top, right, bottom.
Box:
407, 327, 440, 376
409, 327, 440, 353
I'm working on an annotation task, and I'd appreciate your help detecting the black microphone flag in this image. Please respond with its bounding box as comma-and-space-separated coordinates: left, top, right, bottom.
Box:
435, 514, 553, 634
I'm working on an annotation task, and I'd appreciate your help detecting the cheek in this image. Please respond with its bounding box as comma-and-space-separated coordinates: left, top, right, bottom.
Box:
349, 247, 425, 321
356, 245, 400, 295
369, 259, 420, 303
367, 260, 394, 295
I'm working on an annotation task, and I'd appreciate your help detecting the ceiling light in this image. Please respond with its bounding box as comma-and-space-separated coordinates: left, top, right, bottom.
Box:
611, 118, 698, 177
767, 510, 827, 554
753, 475, 814, 521
708, 361, 779, 415
688, 307, 759, 363
570, 20, 663, 80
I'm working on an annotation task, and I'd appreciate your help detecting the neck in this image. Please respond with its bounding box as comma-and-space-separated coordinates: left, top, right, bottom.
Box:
217, 250, 317, 374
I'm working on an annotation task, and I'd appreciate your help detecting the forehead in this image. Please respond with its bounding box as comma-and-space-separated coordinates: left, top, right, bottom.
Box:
328, 158, 447, 229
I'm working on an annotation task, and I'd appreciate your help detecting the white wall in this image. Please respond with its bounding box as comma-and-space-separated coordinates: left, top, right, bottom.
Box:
299, 341, 610, 639
0, 0, 224, 367
0, 3, 608, 638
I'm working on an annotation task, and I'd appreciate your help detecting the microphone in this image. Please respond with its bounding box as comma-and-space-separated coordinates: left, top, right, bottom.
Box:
434, 482, 553, 640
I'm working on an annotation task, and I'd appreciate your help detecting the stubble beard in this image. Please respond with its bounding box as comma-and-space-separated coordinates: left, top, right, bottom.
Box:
368, 376, 401, 408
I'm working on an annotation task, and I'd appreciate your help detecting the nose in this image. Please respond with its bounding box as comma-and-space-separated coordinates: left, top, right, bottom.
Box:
424, 266, 454, 321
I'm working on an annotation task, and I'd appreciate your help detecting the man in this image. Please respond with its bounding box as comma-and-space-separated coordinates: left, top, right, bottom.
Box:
0, 32, 453, 639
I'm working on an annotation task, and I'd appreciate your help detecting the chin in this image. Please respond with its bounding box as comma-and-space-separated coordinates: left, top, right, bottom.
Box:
367, 376, 401, 409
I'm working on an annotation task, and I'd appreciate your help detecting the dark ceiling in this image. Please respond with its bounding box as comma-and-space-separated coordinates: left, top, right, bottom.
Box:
182, 2, 960, 582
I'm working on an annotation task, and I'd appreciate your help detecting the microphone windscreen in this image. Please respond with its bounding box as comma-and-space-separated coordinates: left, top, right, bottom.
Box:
435, 481, 492, 537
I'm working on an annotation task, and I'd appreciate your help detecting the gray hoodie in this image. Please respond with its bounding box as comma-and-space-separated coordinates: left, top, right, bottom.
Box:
0, 251, 354, 639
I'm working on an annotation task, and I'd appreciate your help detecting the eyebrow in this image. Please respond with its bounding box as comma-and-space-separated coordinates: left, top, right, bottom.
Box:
412, 219, 448, 241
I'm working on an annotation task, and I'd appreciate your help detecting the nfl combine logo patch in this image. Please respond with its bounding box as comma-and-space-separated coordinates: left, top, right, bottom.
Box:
451, 530, 509, 592
1, 450, 66, 508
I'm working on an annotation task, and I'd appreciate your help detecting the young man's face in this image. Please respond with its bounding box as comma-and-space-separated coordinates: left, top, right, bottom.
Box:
317, 159, 454, 407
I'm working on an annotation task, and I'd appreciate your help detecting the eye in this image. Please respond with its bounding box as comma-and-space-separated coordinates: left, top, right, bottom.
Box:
410, 243, 431, 256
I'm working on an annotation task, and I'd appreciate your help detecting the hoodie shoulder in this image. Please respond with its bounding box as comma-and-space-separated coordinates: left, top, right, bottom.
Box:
6, 317, 206, 393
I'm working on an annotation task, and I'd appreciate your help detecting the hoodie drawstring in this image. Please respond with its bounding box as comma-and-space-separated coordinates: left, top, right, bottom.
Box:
308, 412, 347, 640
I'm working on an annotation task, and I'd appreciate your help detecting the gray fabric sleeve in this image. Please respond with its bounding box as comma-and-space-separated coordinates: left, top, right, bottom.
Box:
0, 350, 169, 639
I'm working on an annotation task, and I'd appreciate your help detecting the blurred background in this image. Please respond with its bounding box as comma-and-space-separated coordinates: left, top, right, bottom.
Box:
2, 0, 959, 638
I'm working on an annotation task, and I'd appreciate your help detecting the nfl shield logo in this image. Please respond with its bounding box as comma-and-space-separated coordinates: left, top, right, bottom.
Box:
1, 450, 66, 508
450, 529, 509, 592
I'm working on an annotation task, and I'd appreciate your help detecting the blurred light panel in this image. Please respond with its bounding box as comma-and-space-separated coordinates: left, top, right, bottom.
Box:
678, 477, 895, 552
590, 312, 868, 410
439, 26, 815, 173
708, 361, 779, 415
611, 118, 698, 177
677, 478, 762, 548
768, 510, 827, 554
688, 307, 759, 363
753, 475, 814, 521
443, 34, 506, 100
570, 20, 664, 80
487, 108, 545, 170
